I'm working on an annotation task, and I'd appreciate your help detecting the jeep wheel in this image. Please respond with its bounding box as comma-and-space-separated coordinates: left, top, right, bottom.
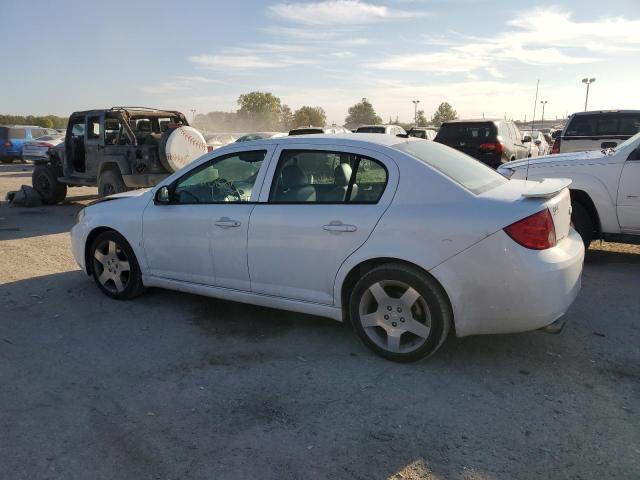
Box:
98, 169, 127, 197
32, 165, 67, 204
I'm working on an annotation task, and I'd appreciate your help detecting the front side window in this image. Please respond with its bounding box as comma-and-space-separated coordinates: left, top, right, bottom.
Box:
172, 150, 266, 204
269, 149, 388, 204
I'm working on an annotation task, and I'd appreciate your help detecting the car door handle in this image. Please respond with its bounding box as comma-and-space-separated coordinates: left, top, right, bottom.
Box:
323, 223, 357, 232
215, 218, 241, 228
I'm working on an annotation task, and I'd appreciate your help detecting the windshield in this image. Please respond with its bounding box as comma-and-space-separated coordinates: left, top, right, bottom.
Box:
393, 139, 507, 195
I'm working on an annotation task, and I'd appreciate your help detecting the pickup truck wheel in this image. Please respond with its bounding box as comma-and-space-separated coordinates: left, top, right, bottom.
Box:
32, 165, 67, 204
571, 201, 593, 248
98, 170, 127, 197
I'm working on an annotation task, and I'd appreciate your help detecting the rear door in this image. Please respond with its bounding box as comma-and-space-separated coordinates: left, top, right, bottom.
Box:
84, 114, 105, 178
248, 144, 398, 305
617, 147, 640, 233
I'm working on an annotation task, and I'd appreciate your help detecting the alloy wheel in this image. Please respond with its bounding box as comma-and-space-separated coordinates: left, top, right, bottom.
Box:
93, 240, 131, 294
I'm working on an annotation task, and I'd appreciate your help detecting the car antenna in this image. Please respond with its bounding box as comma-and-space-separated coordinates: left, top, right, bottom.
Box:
526, 79, 540, 180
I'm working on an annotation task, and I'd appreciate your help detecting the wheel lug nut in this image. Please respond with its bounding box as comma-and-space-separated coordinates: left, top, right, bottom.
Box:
400, 317, 405, 322
387, 306, 392, 311
397, 307, 402, 313
392, 322, 397, 327
384, 315, 389, 320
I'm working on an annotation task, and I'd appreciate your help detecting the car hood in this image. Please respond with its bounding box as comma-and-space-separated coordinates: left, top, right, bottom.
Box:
107, 188, 151, 199
503, 150, 605, 169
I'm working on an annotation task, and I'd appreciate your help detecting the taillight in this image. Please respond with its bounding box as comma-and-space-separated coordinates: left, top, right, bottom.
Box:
480, 142, 504, 154
3, 141, 11, 148
36, 142, 54, 147
551, 137, 561, 154
504, 209, 556, 250
207, 146, 214, 152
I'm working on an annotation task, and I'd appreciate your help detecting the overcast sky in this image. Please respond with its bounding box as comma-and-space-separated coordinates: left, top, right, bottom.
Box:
2, 0, 640, 124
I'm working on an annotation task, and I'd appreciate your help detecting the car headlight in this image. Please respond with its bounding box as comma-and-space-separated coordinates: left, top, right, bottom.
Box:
498, 167, 515, 179
74, 208, 85, 224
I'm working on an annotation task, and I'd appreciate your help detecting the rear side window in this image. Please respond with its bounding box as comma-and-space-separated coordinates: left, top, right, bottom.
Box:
31, 128, 47, 138
269, 149, 387, 204
87, 116, 101, 140
9, 128, 26, 139
435, 122, 496, 143
393, 140, 507, 195
565, 113, 640, 137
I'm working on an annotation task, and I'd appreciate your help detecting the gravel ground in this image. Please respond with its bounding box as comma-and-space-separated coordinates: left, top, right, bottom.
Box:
1, 163, 639, 480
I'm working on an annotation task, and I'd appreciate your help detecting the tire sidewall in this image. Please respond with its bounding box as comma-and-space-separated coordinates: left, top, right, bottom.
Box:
90, 231, 142, 300
32, 165, 67, 204
98, 170, 126, 197
571, 202, 593, 248
349, 265, 449, 362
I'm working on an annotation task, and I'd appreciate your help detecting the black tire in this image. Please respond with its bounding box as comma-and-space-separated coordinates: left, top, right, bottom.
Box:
1, 158, 14, 164
32, 164, 67, 204
89, 230, 145, 300
349, 263, 452, 362
571, 201, 594, 249
98, 169, 127, 197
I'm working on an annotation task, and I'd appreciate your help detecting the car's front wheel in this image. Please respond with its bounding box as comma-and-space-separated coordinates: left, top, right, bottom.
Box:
350, 263, 451, 362
90, 230, 145, 299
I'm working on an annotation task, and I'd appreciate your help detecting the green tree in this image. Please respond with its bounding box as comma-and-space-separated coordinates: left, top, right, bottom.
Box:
280, 104, 294, 131
416, 110, 428, 127
345, 98, 382, 128
237, 91, 282, 130
292, 106, 326, 128
432, 102, 458, 127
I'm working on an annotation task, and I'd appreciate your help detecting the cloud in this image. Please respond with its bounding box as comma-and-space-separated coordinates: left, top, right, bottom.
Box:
189, 54, 294, 70
141, 76, 220, 94
366, 8, 640, 75
269, 0, 424, 25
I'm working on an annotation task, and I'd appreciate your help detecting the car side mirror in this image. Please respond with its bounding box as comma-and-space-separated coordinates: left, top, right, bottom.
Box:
155, 186, 171, 204
522, 136, 532, 143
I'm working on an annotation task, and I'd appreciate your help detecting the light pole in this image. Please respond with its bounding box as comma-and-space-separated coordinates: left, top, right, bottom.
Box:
582, 78, 595, 111
412, 100, 420, 127
190, 109, 196, 122
540, 100, 548, 126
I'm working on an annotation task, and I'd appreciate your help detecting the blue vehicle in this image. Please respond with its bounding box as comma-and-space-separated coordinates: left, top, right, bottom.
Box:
0, 125, 57, 163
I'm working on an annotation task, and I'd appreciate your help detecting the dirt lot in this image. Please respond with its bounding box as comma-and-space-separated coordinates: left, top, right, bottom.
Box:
1, 163, 638, 480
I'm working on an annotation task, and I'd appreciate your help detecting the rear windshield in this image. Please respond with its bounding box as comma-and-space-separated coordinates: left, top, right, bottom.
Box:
357, 126, 386, 134
435, 122, 496, 143
565, 113, 640, 137
289, 128, 324, 136
9, 128, 27, 139
393, 140, 507, 195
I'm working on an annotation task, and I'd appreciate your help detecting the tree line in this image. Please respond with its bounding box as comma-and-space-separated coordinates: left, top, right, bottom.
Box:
193, 92, 458, 132
0, 114, 68, 129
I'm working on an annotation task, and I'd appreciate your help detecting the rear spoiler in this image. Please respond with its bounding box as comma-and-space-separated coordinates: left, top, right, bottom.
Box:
521, 178, 572, 198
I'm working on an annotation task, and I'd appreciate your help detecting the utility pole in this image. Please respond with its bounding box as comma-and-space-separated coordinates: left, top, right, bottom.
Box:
540, 100, 548, 127
412, 100, 420, 127
190, 109, 196, 122
530, 79, 540, 133
582, 78, 596, 111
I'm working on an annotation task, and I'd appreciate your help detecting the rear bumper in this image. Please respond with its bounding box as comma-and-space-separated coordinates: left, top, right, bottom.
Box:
431, 228, 584, 337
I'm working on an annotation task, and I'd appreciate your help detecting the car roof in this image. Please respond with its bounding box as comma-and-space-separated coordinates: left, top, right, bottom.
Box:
0, 125, 44, 128
220, 133, 409, 150
442, 119, 501, 124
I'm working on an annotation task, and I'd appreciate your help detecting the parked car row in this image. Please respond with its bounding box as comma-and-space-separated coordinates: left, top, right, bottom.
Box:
0, 125, 61, 163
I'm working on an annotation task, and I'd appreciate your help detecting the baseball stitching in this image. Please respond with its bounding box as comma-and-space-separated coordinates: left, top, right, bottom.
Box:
178, 128, 207, 151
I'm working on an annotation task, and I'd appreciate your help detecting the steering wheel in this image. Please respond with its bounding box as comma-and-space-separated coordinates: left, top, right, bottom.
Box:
208, 178, 242, 202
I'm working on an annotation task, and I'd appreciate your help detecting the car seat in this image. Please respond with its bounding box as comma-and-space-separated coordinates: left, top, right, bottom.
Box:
277, 165, 316, 202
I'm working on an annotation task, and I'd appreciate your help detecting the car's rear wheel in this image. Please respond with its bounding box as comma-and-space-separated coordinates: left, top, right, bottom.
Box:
32, 164, 67, 204
571, 201, 594, 248
90, 230, 145, 300
350, 264, 451, 362
98, 169, 127, 197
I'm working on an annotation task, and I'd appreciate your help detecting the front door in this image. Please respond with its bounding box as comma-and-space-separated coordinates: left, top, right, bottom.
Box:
142, 148, 272, 288
84, 114, 105, 179
248, 145, 398, 305
617, 148, 640, 233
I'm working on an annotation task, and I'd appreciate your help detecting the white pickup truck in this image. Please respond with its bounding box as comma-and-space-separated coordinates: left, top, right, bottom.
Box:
498, 132, 640, 247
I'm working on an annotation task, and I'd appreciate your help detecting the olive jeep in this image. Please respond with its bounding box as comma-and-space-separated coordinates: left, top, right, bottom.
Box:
31, 107, 208, 204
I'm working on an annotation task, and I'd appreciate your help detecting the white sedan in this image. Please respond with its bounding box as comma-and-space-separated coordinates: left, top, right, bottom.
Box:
71, 134, 584, 362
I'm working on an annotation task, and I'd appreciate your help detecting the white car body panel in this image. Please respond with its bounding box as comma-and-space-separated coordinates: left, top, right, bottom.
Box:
498, 133, 640, 236
72, 134, 584, 338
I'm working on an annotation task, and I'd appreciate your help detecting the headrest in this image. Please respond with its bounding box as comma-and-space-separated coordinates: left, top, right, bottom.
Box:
334, 163, 352, 186
281, 165, 308, 187
105, 118, 120, 130
137, 120, 152, 132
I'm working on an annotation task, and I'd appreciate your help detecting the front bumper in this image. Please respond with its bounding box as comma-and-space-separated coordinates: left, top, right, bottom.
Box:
431, 228, 584, 337
70, 221, 90, 273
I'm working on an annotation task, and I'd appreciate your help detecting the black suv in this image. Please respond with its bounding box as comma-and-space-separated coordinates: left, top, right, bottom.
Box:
434, 119, 530, 168
31, 107, 190, 204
